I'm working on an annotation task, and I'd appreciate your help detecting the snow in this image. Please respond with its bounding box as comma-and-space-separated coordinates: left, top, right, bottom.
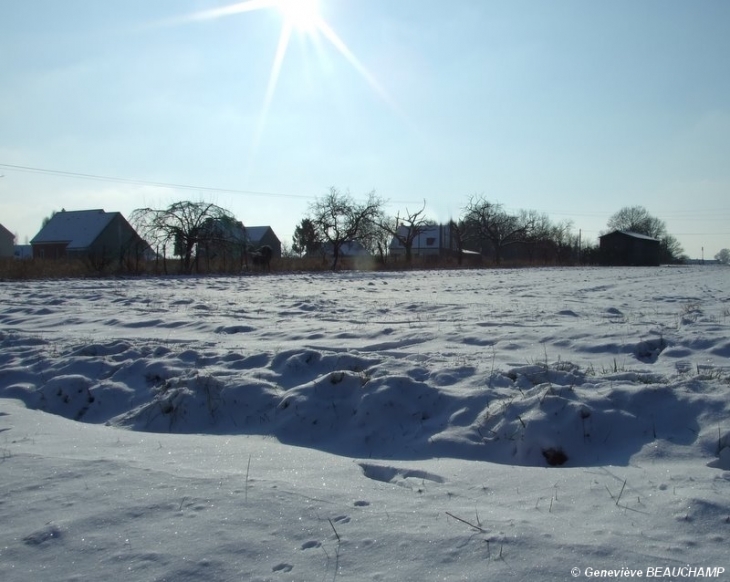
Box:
1, 266, 729, 581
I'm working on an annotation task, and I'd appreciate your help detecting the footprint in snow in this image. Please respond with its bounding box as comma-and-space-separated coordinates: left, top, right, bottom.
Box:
332, 515, 350, 524
272, 563, 293, 573
23, 523, 64, 546
358, 463, 446, 485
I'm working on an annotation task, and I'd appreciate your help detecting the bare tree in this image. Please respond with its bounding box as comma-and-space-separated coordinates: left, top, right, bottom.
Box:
512, 211, 577, 265
462, 196, 534, 264
447, 219, 470, 265
359, 212, 391, 265
307, 188, 384, 270
659, 234, 686, 264
552, 219, 578, 264
607, 206, 665, 238
130, 201, 238, 274
715, 249, 730, 264
378, 200, 435, 263
521, 210, 552, 263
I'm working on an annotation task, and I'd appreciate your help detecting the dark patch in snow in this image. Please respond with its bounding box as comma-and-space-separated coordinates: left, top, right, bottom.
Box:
359, 463, 445, 485
633, 337, 668, 363
542, 447, 568, 466
216, 325, 256, 334
23, 522, 64, 545
272, 563, 293, 573
461, 336, 495, 346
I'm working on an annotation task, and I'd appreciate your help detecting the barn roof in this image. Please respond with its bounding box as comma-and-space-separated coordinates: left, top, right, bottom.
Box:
30, 209, 118, 249
601, 230, 660, 242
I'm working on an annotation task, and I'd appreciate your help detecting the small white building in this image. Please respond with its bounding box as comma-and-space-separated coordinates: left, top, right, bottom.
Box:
389, 223, 460, 258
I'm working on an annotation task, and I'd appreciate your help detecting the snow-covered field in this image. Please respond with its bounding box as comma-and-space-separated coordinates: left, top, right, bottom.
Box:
1, 266, 729, 581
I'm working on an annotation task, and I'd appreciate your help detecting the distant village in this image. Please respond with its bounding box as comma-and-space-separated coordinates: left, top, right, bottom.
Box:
0, 196, 725, 275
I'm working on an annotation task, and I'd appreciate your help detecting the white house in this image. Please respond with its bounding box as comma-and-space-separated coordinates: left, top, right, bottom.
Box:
389, 223, 460, 258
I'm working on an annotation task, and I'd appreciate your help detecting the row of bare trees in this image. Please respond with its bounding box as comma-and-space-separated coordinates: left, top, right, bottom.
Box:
295, 192, 690, 269
129, 193, 686, 273
292, 189, 582, 269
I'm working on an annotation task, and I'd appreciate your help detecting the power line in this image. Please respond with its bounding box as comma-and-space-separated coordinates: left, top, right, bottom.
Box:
508, 207, 730, 221
2, 162, 725, 222
0, 162, 422, 205
0, 162, 313, 199
670, 232, 730, 236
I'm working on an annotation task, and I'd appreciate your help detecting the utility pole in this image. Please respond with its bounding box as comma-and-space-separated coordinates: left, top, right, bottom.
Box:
578, 229, 582, 264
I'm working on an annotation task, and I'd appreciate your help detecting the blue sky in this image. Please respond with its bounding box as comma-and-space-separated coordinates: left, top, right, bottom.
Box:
1, 0, 729, 259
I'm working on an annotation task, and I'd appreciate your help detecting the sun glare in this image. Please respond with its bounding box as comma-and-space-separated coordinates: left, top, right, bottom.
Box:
274, 0, 322, 33
181, 0, 398, 173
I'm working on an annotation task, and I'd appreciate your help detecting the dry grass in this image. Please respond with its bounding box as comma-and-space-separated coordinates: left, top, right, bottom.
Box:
1, 252, 579, 280
0, 258, 92, 280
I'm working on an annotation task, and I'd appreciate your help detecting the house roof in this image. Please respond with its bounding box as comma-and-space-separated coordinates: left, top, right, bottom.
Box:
205, 218, 247, 243
0, 222, 14, 241
30, 209, 118, 249
245, 226, 278, 243
600, 230, 660, 242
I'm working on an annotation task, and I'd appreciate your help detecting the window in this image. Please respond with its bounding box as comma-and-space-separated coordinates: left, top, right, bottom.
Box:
426, 237, 436, 246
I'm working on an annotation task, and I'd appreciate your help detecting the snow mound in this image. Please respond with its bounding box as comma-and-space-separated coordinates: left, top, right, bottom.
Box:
1, 267, 729, 470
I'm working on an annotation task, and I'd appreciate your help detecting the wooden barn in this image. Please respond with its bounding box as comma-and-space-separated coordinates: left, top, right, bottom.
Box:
599, 230, 661, 266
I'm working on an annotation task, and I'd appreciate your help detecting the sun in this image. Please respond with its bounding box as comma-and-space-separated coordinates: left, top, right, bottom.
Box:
274, 0, 322, 34
178, 0, 397, 172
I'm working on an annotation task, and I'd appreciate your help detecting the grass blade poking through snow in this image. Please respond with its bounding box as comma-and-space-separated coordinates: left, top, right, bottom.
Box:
445, 512, 488, 533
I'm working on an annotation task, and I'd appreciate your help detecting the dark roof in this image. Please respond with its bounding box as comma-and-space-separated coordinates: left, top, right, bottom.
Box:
0, 223, 14, 241
600, 230, 660, 242
245, 226, 278, 242
31, 209, 118, 249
